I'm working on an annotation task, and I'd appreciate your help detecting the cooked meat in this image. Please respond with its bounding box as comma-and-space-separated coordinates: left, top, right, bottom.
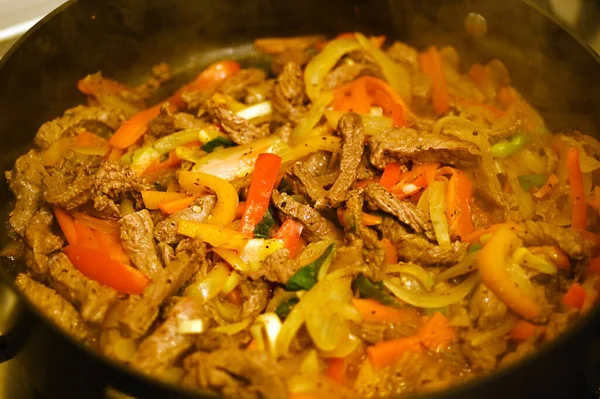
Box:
157, 242, 175, 266
315, 113, 365, 209
208, 101, 270, 145
25, 250, 49, 279
364, 183, 435, 241
246, 248, 299, 285
386, 42, 419, 71
274, 122, 293, 143
379, 218, 468, 266
469, 283, 508, 330
518, 220, 595, 260
322, 62, 380, 91
303, 151, 332, 177
92, 161, 149, 217
130, 297, 211, 376
181, 349, 287, 399
369, 127, 482, 169
195, 330, 252, 352
6, 151, 47, 236
240, 279, 270, 320
271, 48, 313, 75
357, 153, 378, 181
34, 105, 125, 149
219, 68, 267, 101
461, 337, 508, 372
287, 162, 326, 204
272, 62, 306, 125
147, 104, 205, 137
154, 196, 216, 244
271, 190, 341, 242
120, 210, 163, 277
15, 273, 90, 340
47, 252, 118, 324
472, 168, 517, 211
24, 207, 63, 255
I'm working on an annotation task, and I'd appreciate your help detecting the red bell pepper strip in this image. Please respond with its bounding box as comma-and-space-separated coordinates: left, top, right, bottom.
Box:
72, 212, 120, 235
63, 245, 149, 294
239, 153, 282, 237
446, 170, 475, 240
325, 358, 346, 384
419, 47, 450, 115
563, 283, 587, 309
109, 60, 240, 148
379, 162, 402, 190
381, 238, 398, 264
53, 207, 78, 245
509, 320, 539, 341
73, 220, 99, 250
567, 147, 587, 229
273, 219, 304, 258
93, 230, 130, 265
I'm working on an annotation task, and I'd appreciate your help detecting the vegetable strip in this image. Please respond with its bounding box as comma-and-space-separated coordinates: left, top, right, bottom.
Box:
567, 147, 587, 229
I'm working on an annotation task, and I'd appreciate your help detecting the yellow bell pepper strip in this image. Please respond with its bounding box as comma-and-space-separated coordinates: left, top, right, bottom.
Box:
273, 219, 304, 258
63, 245, 149, 294
379, 162, 402, 191
567, 147, 587, 229
178, 171, 239, 226
239, 154, 282, 237
109, 60, 240, 148
213, 247, 250, 272
178, 220, 248, 251
158, 195, 196, 214
53, 207, 78, 245
419, 47, 449, 115
445, 170, 475, 241
478, 227, 543, 320
141, 191, 190, 209
72, 211, 120, 235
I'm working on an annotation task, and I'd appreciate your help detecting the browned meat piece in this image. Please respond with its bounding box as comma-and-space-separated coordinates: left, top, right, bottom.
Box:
118, 250, 203, 338
245, 79, 275, 105
303, 151, 332, 177
544, 309, 578, 341
47, 252, 118, 324
120, 210, 163, 277
195, 330, 252, 352
379, 218, 467, 266
271, 48, 313, 75
369, 127, 482, 169
147, 104, 205, 137
34, 105, 125, 149
78, 72, 146, 117
272, 62, 306, 125
240, 279, 270, 320
357, 154, 378, 181
322, 62, 380, 91
15, 273, 90, 340
218, 68, 267, 101
24, 250, 49, 278
208, 101, 270, 145
315, 113, 365, 209
461, 337, 508, 372
156, 242, 175, 266
181, 348, 287, 399
24, 207, 63, 255
351, 319, 419, 344
518, 220, 595, 260
271, 190, 341, 242
5, 151, 47, 236
273, 122, 293, 143
287, 162, 327, 204
472, 168, 517, 211
246, 248, 299, 285
364, 183, 435, 241
469, 283, 508, 329
92, 161, 149, 217
386, 42, 419, 71
134, 63, 173, 99
130, 298, 211, 376
154, 196, 216, 244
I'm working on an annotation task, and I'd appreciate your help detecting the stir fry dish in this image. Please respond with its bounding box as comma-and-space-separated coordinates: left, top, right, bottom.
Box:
4, 32, 600, 398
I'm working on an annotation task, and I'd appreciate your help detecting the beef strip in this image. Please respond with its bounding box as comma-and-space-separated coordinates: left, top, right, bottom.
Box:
181, 348, 287, 399
35, 105, 125, 149
15, 273, 89, 340
315, 112, 365, 209
147, 104, 205, 137
47, 252, 118, 324
24, 207, 63, 255
369, 127, 482, 169
469, 283, 508, 330
471, 168, 517, 211
208, 101, 270, 145
240, 279, 270, 320
154, 196, 216, 244
322, 62, 380, 91
120, 210, 163, 277
303, 151, 332, 177
246, 248, 299, 285
130, 297, 211, 376
356, 153, 378, 181
218, 68, 267, 101
379, 218, 467, 266
157, 242, 175, 266
6, 151, 47, 236
272, 62, 306, 125
118, 247, 205, 338
364, 183, 435, 241
195, 330, 252, 352
271, 48, 313, 75
24, 250, 49, 279
287, 162, 327, 204
92, 161, 149, 217
271, 190, 341, 242
517, 220, 596, 260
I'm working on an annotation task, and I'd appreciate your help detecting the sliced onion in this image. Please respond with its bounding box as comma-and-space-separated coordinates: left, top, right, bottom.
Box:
385, 263, 434, 291
213, 297, 241, 322
175, 146, 206, 164
320, 333, 361, 358
236, 101, 272, 121
293, 92, 333, 142
561, 135, 600, 173
213, 247, 250, 272
429, 180, 451, 247
240, 238, 285, 271
185, 263, 229, 301
221, 271, 242, 295
384, 272, 479, 308
435, 252, 479, 282
417, 187, 430, 213
512, 247, 557, 275
177, 318, 207, 335
212, 318, 252, 335
251, 313, 282, 357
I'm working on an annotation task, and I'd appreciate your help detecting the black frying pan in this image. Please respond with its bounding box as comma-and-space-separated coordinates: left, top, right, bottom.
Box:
1, 0, 600, 398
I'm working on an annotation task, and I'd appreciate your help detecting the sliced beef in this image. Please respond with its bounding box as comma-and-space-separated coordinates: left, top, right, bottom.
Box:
6, 151, 47, 236
247, 248, 299, 285
35, 105, 125, 149
15, 273, 90, 340
271, 48, 313, 75
379, 218, 467, 266
24, 250, 49, 279
322, 62, 380, 91
130, 297, 211, 376
302, 151, 332, 177
181, 348, 287, 399
24, 207, 63, 255
120, 210, 163, 277
386, 42, 419, 71
47, 252, 118, 324
472, 168, 517, 211
287, 162, 327, 204
208, 101, 270, 145
518, 221, 595, 260
469, 283, 508, 330
315, 113, 365, 209
369, 127, 482, 169
78, 72, 145, 117
461, 336, 507, 372
195, 330, 252, 352
271, 190, 341, 242
218, 68, 267, 101
240, 279, 270, 320
357, 153, 378, 181
154, 196, 216, 244
118, 249, 204, 338
364, 183, 435, 241
272, 62, 306, 125
147, 104, 205, 137
92, 161, 149, 216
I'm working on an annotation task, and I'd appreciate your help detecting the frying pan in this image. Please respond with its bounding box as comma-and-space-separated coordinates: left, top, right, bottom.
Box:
1, 0, 600, 398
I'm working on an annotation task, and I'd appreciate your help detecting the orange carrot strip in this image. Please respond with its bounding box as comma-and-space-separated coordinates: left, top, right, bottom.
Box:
104, 146, 125, 162
158, 195, 196, 214
563, 283, 587, 309
532, 173, 559, 199
461, 222, 521, 243
337, 208, 382, 227
567, 147, 587, 229
93, 230, 130, 265
382, 238, 398, 264
446, 170, 474, 240
418, 312, 458, 352
510, 320, 538, 341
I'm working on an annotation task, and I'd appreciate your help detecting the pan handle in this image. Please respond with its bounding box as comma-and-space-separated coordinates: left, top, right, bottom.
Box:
0, 279, 29, 363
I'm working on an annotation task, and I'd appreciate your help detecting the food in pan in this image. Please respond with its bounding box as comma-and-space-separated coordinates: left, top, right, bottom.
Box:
4, 32, 600, 398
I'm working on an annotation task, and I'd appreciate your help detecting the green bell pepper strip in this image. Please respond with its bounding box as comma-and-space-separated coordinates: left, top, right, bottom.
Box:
491, 133, 530, 158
